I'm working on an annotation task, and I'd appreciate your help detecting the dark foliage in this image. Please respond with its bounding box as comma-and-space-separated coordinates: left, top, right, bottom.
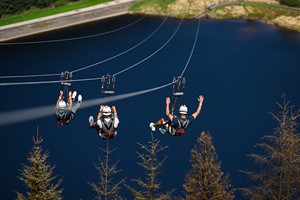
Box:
241, 98, 300, 199
183, 132, 235, 200
280, 0, 300, 7
0, 0, 79, 18
16, 130, 63, 200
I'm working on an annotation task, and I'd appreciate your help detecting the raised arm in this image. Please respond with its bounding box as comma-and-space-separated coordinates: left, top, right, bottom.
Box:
165, 97, 173, 122
68, 91, 72, 109
97, 105, 104, 121
192, 95, 204, 119
112, 106, 118, 119
55, 90, 63, 108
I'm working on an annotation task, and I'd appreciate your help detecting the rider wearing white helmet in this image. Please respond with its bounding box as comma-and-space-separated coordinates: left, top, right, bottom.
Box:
55, 90, 82, 125
89, 105, 119, 139
149, 95, 204, 136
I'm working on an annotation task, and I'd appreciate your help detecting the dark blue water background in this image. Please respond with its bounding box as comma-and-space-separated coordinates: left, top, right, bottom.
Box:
1, 15, 300, 199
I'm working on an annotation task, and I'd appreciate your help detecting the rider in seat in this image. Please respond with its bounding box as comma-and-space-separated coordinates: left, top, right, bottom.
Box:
55, 90, 82, 125
149, 95, 204, 136
89, 105, 119, 140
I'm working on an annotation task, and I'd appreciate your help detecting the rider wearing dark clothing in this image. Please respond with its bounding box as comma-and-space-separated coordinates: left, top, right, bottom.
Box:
150, 95, 204, 136
163, 115, 195, 136
55, 90, 82, 125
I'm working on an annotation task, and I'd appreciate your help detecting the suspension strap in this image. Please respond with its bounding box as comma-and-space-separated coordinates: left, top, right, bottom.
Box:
101, 74, 115, 97
100, 74, 116, 113
60, 71, 72, 103
171, 76, 186, 115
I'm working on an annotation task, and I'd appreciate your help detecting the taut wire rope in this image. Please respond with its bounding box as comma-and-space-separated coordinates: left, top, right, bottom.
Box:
0, 18, 180, 86
0, 73, 61, 79
113, 19, 183, 76
71, 17, 168, 74
0, 18, 201, 127
0, 16, 167, 79
180, 18, 200, 78
0, 77, 103, 86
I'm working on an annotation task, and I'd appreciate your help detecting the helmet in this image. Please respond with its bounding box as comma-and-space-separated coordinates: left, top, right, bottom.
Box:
179, 105, 188, 114
58, 101, 66, 108
102, 106, 112, 116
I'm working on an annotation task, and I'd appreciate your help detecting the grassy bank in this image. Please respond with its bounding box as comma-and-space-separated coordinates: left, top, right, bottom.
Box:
129, 0, 176, 12
0, 0, 113, 26
129, 0, 197, 17
207, 2, 300, 31
209, 2, 300, 19
129, 0, 300, 31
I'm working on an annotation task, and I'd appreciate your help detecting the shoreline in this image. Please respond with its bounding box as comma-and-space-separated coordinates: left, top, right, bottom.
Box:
1, 0, 299, 41
0, 0, 136, 42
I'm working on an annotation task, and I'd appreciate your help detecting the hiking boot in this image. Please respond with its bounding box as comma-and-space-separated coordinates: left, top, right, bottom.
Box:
78, 94, 82, 103
159, 128, 166, 134
149, 122, 156, 132
72, 91, 77, 101
89, 116, 94, 126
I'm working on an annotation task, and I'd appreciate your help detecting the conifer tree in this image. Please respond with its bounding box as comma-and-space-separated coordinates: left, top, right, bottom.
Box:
126, 133, 173, 200
241, 98, 300, 199
183, 131, 234, 200
16, 130, 63, 200
89, 141, 125, 200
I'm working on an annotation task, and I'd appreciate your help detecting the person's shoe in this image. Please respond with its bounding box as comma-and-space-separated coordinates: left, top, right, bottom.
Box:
89, 116, 94, 126
149, 122, 156, 132
78, 95, 82, 103
159, 128, 166, 134
72, 91, 77, 101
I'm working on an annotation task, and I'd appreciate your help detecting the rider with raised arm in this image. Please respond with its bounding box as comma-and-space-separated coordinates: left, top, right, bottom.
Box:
55, 90, 82, 125
149, 95, 204, 136
89, 105, 119, 140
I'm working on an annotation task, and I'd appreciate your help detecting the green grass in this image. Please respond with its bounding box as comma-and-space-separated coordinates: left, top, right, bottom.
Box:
211, 2, 300, 19
129, 0, 176, 12
0, 0, 113, 26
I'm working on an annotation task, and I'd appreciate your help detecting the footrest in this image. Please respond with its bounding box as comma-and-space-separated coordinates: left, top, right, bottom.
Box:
103, 91, 115, 95
173, 92, 184, 96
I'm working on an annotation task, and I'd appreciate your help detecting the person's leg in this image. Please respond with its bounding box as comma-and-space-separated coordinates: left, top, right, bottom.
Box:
154, 118, 165, 127
166, 125, 177, 136
72, 101, 82, 113
150, 118, 165, 131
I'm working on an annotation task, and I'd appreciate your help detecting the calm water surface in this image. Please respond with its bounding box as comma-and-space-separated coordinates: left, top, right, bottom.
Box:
0, 15, 300, 199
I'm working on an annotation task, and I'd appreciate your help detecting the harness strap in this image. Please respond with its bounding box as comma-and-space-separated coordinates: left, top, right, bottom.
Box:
178, 118, 189, 129
101, 118, 116, 133
104, 121, 113, 131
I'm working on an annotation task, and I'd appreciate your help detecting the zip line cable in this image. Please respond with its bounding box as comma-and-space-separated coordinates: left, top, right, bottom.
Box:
0, 77, 104, 86
0, 73, 61, 79
113, 19, 183, 76
71, 17, 168, 74
0, 18, 180, 86
180, 19, 201, 78
0, 16, 167, 79
0, 18, 201, 127
0, 15, 146, 46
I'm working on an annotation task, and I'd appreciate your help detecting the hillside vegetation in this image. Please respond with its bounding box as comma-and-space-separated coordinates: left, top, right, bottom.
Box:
0, 0, 112, 26
129, 0, 300, 31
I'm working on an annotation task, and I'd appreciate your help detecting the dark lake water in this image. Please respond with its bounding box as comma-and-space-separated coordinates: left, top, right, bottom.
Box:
0, 15, 300, 199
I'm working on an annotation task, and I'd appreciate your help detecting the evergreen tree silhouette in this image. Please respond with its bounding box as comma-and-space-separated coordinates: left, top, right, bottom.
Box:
16, 129, 63, 200
126, 133, 173, 200
241, 98, 300, 199
183, 131, 234, 200
89, 141, 125, 200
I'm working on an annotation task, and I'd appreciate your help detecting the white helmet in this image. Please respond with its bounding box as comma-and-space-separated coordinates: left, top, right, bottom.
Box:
102, 106, 112, 116
58, 101, 66, 108
179, 105, 188, 114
